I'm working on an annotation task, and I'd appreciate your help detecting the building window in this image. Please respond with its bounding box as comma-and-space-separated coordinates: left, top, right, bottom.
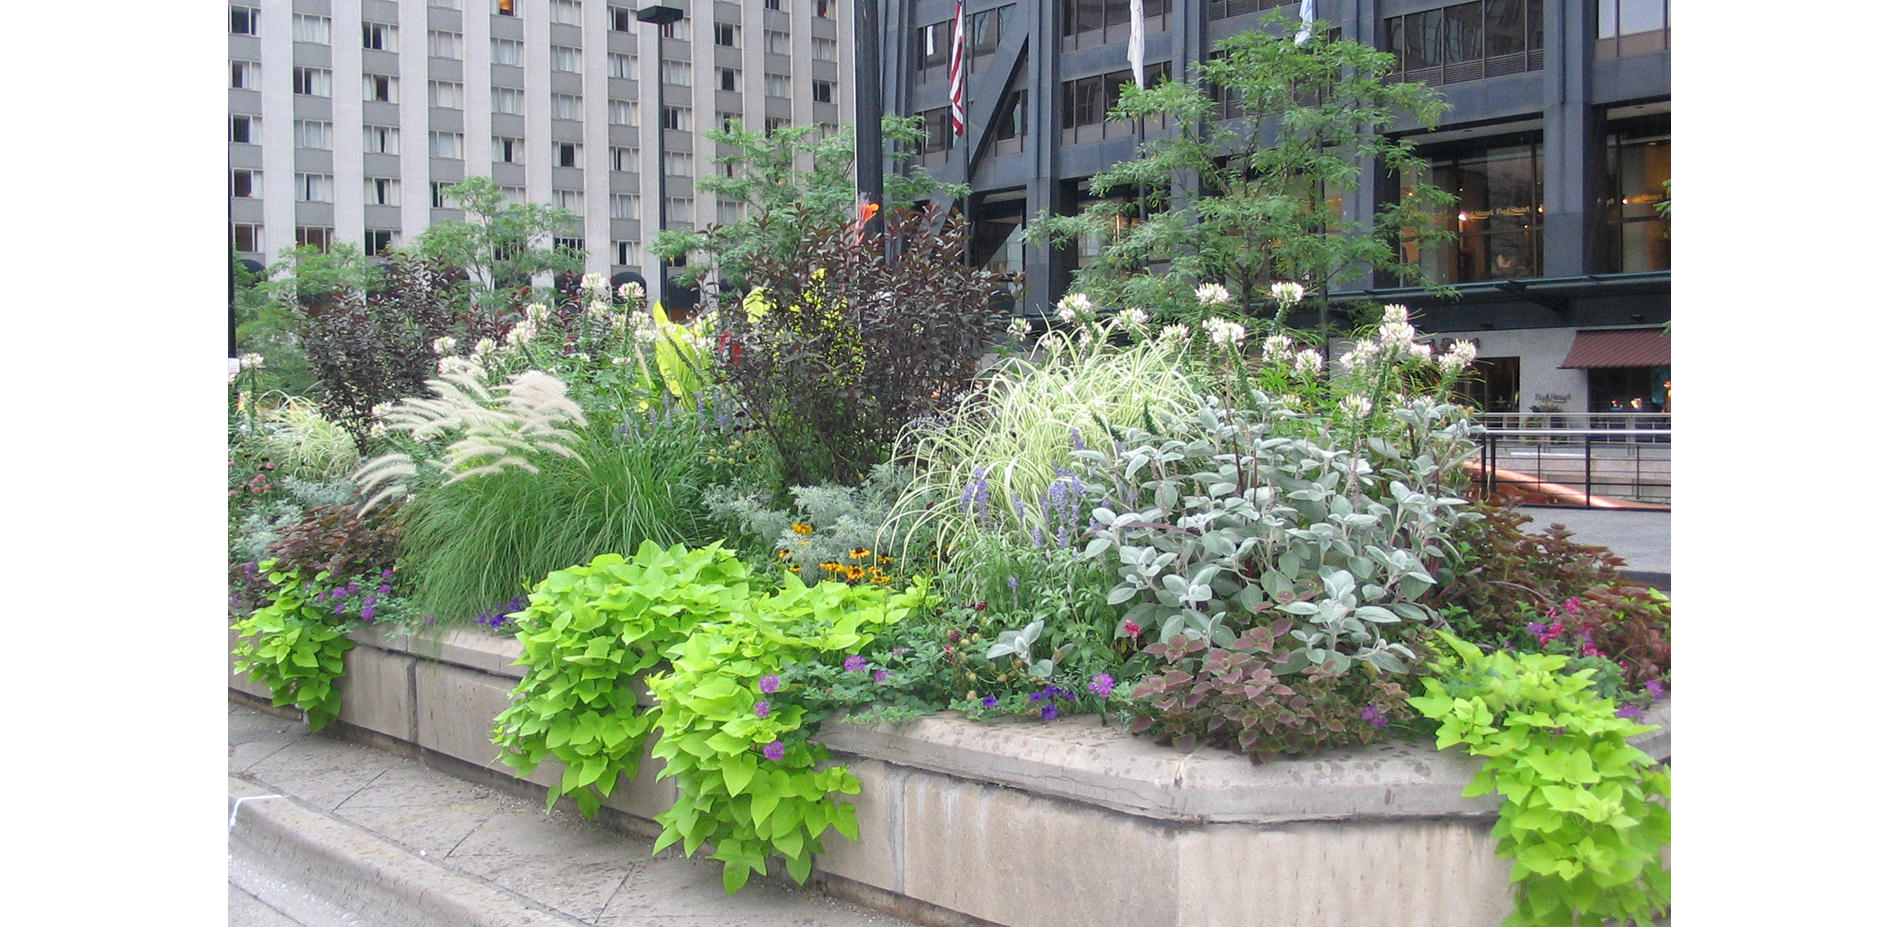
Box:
611, 194, 637, 219
231, 6, 259, 35
366, 177, 400, 205
550, 0, 582, 26
660, 15, 687, 40
764, 74, 790, 99
1062, 0, 1171, 41
1603, 120, 1670, 273
493, 136, 524, 163
552, 45, 583, 73
293, 119, 332, 148
917, 22, 947, 72
492, 37, 524, 66
554, 142, 582, 168
714, 22, 739, 47
431, 182, 455, 208
663, 106, 688, 130
610, 6, 635, 32
501, 185, 527, 205
364, 74, 397, 103
765, 0, 782, 11
1401, 136, 1544, 284
663, 151, 693, 177
764, 115, 790, 133
1597, 0, 1669, 58
665, 195, 693, 221
815, 0, 836, 19
364, 125, 400, 154
970, 5, 1012, 56
554, 236, 585, 254
364, 22, 395, 50
430, 0, 461, 9
717, 67, 739, 92
995, 89, 1026, 141
231, 169, 260, 198
429, 81, 465, 110
609, 100, 638, 125
231, 115, 259, 144
1385, 0, 1545, 85
552, 93, 583, 120
429, 30, 464, 59
1210, 0, 1279, 19
429, 131, 465, 159
492, 86, 524, 114
717, 199, 744, 225
553, 189, 584, 215
295, 173, 334, 203
292, 66, 331, 97
298, 226, 335, 252
610, 53, 637, 79
231, 60, 260, 90
915, 107, 952, 154
496, 0, 515, 14
812, 80, 834, 103
365, 230, 397, 256
813, 38, 837, 62
615, 241, 637, 265
291, 14, 330, 44
233, 223, 263, 253
764, 30, 790, 56
663, 60, 692, 86
610, 146, 638, 171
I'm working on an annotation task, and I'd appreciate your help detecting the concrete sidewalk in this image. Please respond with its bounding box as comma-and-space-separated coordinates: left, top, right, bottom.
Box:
228, 701, 929, 927
1518, 505, 1670, 591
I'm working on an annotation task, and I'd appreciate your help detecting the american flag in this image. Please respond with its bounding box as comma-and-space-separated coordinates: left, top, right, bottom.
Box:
948, 2, 967, 136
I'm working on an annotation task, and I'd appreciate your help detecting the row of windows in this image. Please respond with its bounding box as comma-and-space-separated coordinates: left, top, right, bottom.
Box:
241, 61, 815, 101
1061, 0, 1173, 39
917, 5, 1013, 75
1383, 0, 1545, 86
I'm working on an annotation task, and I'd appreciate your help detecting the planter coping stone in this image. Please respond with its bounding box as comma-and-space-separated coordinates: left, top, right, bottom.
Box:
345, 624, 1670, 827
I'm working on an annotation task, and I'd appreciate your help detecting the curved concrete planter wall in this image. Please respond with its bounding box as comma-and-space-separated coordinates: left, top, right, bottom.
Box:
229, 625, 1671, 927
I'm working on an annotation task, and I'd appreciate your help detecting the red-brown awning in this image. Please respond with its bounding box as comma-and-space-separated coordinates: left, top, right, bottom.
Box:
1559, 328, 1670, 368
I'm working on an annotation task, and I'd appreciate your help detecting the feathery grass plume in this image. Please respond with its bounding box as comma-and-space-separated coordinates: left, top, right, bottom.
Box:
890, 327, 1200, 563
352, 356, 587, 513
397, 409, 730, 622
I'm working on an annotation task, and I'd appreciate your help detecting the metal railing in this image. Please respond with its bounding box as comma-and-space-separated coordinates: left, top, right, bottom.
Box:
1475, 422, 1671, 509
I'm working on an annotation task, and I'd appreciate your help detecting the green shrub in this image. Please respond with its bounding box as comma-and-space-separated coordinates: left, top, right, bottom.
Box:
231, 562, 356, 732
1410, 632, 1670, 927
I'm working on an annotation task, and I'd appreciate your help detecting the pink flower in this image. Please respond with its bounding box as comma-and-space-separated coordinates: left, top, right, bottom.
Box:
1563, 597, 1581, 614
1121, 620, 1141, 637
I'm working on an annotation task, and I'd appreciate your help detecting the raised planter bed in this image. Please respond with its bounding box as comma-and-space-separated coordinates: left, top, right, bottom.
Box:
229, 625, 1671, 927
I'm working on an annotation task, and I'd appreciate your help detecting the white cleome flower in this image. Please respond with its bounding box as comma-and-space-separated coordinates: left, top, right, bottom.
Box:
1408, 341, 1434, 362
1195, 283, 1233, 307
1340, 394, 1373, 418
1113, 307, 1150, 332
1437, 340, 1478, 372
617, 281, 645, 301
524, 303, 551, 324
1260, 334, 1295, 363
1157, 323, 1191, 344
580, 272, 607, 296
1007, 316, 1032, 339
1055, 291, 1093, 323
431, 336, 457, 355
507, 321, 538, 346
1202, 317, 1247, 348
239, 352, 265, 370
1293, 349, 1325, 376
473, 337, 497, 357
1270, 281, 1305, 307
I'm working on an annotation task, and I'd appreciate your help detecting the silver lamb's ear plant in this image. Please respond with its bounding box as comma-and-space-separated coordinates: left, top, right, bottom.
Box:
353, 356, 588, 513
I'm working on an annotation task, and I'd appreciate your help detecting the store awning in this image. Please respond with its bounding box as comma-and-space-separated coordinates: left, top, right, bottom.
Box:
1559, 328, 1670, 368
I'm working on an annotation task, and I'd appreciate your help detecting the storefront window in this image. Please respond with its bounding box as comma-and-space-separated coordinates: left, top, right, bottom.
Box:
1401, 137, 1543, 284
1603, 121, 1670, 273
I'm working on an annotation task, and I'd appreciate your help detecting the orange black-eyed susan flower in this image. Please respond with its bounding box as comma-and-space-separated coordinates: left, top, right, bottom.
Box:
820, 561, 845, 574
777, 549, 791, 559
877, 555, 893, 564
843, 565, 866, 581
787, 563, 802, 573
791, 523, 814, 536
849, 547, 872, 560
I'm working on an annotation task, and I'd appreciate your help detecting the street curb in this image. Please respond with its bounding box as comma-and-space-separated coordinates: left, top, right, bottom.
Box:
228, 776, 585, 927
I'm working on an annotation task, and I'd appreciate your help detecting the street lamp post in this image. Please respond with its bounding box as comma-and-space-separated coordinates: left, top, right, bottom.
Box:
635, 5, 684, 315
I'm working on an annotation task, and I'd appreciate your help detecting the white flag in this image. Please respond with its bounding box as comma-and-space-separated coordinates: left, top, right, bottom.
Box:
1295, 0, 1315, 46
1128, 0, 1146, 87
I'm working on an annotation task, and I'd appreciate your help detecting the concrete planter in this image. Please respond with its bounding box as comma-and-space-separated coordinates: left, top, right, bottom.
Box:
229, 625, 1671, 927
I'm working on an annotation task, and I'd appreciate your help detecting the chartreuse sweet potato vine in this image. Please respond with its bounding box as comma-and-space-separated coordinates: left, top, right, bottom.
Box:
232, 560, 356, 733
1409, 632, 1669, 927
491, 540, 933, 893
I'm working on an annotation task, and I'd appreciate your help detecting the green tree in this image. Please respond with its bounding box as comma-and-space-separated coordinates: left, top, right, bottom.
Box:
232, 251, 320, 397
1032, 12, 1455, 329
407, 177, 585, 316
654, 116, 967, 292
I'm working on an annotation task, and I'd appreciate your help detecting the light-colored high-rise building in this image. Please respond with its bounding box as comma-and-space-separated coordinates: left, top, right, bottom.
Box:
229, 0, 854, 299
